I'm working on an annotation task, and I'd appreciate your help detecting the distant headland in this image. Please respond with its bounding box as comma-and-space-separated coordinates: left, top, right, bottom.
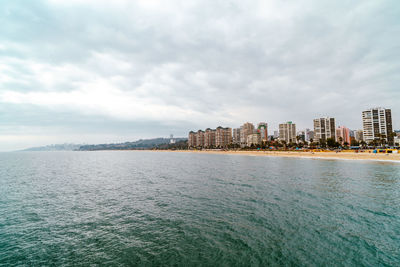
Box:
21, 138, 188, 152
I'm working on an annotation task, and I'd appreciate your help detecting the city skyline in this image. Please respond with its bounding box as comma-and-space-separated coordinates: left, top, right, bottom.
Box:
188, 107, 397, 147
1, 0, 399, 151
187, 107, 396, 135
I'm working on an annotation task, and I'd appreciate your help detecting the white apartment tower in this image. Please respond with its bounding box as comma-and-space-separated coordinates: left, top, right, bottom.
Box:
313, 117, 336, 143
279, 122, 296, 143
362, 107, 393, 145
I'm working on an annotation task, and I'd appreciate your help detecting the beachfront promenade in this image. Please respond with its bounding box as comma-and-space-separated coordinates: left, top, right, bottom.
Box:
174, 149, 400, 162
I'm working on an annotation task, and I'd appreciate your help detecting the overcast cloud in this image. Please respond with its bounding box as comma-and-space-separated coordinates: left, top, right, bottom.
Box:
0, 0, 399, 151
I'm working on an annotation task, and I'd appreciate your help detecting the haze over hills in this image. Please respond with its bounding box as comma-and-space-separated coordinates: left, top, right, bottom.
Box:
78, 138, 187, 151
22, 144, 83, 151
21, 138, 188, 151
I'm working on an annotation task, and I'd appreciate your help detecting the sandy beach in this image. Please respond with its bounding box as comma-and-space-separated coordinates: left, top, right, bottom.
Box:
173, 150, 400, 162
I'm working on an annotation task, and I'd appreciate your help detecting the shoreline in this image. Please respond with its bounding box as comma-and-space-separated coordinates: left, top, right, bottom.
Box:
23, 149, 400, 163
166, 150, 400, 163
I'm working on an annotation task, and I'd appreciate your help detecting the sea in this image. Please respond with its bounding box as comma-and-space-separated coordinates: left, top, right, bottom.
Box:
0, 151, 399, 266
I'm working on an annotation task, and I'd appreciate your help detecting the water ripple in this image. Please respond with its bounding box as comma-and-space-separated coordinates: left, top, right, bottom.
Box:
0, 151, 399, 266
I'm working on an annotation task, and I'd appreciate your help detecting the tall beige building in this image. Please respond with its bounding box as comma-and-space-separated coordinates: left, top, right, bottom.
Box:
279, 122, 296, 143
355, 130, 364, 141
313, 117, 336, 143
188, 131, 197, 147
247, 133, 261, 147
204, 128, 216, 148
216, 127, 232, 148
362, 107, 393, 145
232, 128, 241, 145
240, 122, 255, 147
196, 130, 205, 147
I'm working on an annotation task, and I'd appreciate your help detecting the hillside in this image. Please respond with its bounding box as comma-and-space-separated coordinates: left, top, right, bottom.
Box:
78, 138, 187, 151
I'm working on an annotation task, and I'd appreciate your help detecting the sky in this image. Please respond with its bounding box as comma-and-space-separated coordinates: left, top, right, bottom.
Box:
0, 0, 399, 151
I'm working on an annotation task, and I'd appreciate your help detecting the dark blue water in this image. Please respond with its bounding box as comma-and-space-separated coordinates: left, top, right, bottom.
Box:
0, 151, 399, 266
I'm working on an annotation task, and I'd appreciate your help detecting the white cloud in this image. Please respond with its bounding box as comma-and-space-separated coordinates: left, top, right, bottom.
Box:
0, 84, 202, 122
0, 0, 399, 150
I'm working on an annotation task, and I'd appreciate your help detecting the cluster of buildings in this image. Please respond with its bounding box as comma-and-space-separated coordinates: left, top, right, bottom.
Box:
188, 107, 398, 148
188, 127, 233, 148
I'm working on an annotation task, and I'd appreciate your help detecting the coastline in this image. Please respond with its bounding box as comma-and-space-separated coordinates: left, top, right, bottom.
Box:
167, 150, 400, 163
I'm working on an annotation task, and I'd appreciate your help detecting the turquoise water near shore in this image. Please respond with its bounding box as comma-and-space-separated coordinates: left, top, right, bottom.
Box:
0, 151, 399, 266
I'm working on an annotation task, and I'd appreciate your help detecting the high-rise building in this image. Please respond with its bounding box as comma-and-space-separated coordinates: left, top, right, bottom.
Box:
257, 122, 268, 142
297, 130, 305, 142
362, 107, 393, 146
196, 130, 205, 147
240, 122, 255, 147
273, 131, 279, 139
313, 117, 336, 143
349, 130, 356, 145
305, 128, 314, 142
355, 130, 364, 141
216, 127, 232, 148
188, 131, 197, 147
336, 126, 350, 146
247, 133, 261, 147
232, 128, 241, 145
279, 121, 296, 143
204, 128, 216, 148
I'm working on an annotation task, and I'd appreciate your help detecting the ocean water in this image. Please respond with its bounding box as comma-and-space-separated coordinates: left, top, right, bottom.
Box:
0, 151, 399, 266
